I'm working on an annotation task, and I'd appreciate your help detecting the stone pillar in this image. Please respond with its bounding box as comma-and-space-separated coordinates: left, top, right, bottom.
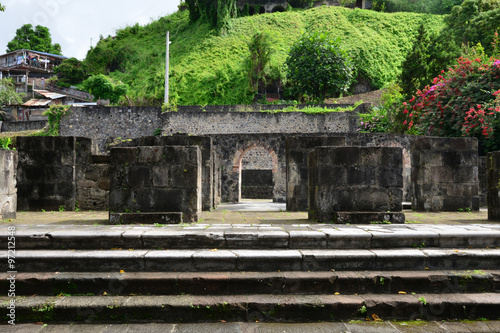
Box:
412, 137, 479, 212
0, 149, 17, 219
286, 136, 346, 211
17, 137, 89, 211
112, 135, 214, 211
109, 146, 202, 224
308, 146, 404, 223
487, 151, 500, 221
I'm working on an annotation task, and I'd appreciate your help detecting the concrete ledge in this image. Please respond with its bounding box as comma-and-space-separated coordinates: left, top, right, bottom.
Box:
332, 212, 405, 224
8, 248, 500, 272
109, 212, 183, 225
3, 270, 499, 296
4, 293, 500, 323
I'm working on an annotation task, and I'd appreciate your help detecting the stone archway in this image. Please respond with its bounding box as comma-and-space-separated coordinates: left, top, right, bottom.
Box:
232, 141, 279, 202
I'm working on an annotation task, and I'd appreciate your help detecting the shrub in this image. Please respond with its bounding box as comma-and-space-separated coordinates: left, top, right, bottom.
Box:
286, 31, 354, 102
401, 52, 500, 153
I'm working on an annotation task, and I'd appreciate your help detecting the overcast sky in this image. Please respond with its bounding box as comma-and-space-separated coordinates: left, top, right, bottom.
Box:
0, 0, 181, 60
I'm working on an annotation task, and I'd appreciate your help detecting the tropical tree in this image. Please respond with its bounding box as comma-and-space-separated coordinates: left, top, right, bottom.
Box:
0, 3, 5, 11
7, 24, 62, 54
400, 23, 460, 98
286, 31, 354, 102
54, 58, 88, 87
83, 74, 128, 104
0, 79, 24, 108
185, 0, 237, 31
247, 32, 272, 94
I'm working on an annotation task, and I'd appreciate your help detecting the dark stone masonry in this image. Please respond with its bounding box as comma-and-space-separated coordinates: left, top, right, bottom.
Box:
411, 137, 479, 212
241, 169, 274, 199
286, 136, 346, 211
3, 106, 489, 222
487, 151, 500, 221
308, 146, 404, 223
17, 137, 89, 211
109, 145, 202, 223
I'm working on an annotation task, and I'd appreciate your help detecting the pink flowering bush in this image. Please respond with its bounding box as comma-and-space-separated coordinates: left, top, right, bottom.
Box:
402, 53, 500, 152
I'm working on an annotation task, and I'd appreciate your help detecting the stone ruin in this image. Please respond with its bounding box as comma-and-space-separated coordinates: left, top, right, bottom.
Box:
4, 132, 489, 224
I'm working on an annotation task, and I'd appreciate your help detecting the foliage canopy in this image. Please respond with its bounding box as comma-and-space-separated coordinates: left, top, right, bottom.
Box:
7, 24, 62, 54
54, 58, 88, 87
83, 74, 128, 104
286, 31, 354, 102
0, 79, 24, 108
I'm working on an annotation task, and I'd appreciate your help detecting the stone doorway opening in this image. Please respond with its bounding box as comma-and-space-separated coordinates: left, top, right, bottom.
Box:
240, 146, 274, 201
233, 141, 279, 203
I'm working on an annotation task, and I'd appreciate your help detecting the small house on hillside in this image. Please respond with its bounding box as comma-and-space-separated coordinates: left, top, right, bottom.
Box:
0, 49, 67, 93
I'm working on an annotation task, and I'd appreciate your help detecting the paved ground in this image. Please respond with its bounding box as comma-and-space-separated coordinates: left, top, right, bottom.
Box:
7, 321, 500, 332
2, 200, 492, 226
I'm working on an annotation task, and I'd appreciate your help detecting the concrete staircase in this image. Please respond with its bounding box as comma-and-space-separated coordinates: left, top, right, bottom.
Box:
2, 223, 500, 324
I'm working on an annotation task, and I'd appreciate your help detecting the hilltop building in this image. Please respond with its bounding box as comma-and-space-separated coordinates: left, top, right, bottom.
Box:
236, 0, 372, 14
0, 49, 67, 94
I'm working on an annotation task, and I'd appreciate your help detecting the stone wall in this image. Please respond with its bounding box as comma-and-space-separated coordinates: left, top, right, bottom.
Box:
242, 147, 274, 170
114, 136, 214, 211
162, 109, 358, 137
213, 132, 418, 204
487, 152, 500, 221
60, 106, 162, 154
0, 149, 17, 219
286, 136, 346, 211
60, 105, 368, 154
479, 156, 487, 207
308, 146, 403, 223
17, 137, 89, 211
2, 120, 47, 133
241, 169, 273, 199
76, 155, 110, 211
412, 137, 479, 212
109, 146, 202, 223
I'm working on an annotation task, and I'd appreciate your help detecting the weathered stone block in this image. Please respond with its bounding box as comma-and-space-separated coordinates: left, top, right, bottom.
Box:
412, 137, 479, 212
286, 136, 346, 211
17, 137, 90, 211
308, 146, 403, 223
488, 151, 500, 220
0, 149, 17, 219
109, 145, 201, 223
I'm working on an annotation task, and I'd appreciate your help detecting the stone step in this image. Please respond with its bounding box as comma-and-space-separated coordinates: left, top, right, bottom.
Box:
5, 248, 500, 272
4, 293, 500, 323
8, 321, 500, 333
4, 271, 499, 296
6, 224, 500, 250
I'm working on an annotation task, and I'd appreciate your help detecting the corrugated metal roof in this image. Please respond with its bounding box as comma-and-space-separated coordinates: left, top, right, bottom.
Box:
34, 90, 66, 99
23, 99, 52, 106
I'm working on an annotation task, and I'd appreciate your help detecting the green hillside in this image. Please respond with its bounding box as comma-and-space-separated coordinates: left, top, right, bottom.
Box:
84, 6, 445, 106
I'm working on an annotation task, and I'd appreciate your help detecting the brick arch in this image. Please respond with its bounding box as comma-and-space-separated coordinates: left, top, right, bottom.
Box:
232, 141, 279, 173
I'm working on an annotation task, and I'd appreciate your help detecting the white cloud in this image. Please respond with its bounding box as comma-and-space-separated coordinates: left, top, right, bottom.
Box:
0, 0, 181, 59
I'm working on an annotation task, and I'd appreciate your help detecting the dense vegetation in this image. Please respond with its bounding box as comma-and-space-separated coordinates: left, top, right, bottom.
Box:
360, 0, 500, 153
6, 24, 62, 55
59, 6, 444, 106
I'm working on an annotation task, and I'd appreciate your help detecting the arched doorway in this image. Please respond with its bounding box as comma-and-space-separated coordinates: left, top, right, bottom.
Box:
232, 141, 279, 202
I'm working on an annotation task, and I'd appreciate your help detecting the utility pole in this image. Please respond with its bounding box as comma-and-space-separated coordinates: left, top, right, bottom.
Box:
164, 31, 171, 105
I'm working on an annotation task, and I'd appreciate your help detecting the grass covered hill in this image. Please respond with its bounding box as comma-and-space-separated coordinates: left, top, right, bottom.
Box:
84, 6, 444, 106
